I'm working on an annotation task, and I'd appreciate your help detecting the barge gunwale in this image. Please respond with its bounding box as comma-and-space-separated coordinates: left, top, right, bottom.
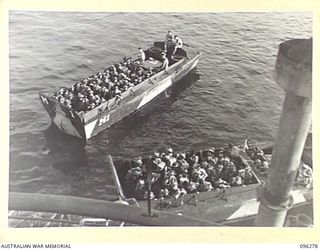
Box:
110, 147, 262, 210
39, 42, 201, 140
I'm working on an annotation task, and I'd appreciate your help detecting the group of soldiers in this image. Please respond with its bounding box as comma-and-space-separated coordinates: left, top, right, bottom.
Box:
246, 142, 313, 188
165, 30, 183, 55
53, 57, 155, 112
124, 145, 256, 200
52, 31, 184, 113
245, 143, 270, 174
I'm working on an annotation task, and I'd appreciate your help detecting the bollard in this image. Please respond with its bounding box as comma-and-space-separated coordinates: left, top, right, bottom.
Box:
255, 38, 312, 227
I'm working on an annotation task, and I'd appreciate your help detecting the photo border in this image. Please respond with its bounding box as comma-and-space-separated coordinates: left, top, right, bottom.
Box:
1, 0, 319, 244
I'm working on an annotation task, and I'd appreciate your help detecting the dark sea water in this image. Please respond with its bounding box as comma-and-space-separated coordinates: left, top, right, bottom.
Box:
9, 12, 312, 200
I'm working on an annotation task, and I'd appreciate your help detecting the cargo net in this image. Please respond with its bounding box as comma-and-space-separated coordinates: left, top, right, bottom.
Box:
52, 57, 158, 113
124, 145, 258, 200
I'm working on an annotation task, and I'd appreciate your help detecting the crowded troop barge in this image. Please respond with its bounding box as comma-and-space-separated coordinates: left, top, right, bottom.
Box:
9, 139, 312, 227
39, 40, 201, 140
104, 140, 312, 225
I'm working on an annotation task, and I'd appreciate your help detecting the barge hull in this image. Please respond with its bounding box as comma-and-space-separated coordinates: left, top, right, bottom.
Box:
84, 55, 200, 139
39, 93, 86, 138
40, 50, 200, 140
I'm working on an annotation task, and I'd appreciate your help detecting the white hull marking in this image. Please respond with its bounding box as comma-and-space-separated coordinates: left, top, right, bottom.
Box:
226, 189, 308, 221
137, 77, 172, 109
85, 119, 98, 139
98, 114, 110, 127
226, 199, 259, 220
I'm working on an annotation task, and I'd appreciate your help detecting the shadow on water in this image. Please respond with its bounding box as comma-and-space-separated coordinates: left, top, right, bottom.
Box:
122, 70, 201, 128
43, 70, 201, 160
169, 70, 200, 101
43, 123, 88, 174
90, 70, 201, 148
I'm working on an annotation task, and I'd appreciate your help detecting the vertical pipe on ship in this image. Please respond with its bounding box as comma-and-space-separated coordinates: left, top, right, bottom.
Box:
255, 38, 312, 227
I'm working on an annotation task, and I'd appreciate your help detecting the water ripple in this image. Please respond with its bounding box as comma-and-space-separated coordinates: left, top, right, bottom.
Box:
9, 11, 312, 200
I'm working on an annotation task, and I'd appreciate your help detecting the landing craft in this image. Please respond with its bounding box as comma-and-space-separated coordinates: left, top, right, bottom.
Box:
8, 141, 312, 226
107, 142, 312, 224
39, 41, 201, 140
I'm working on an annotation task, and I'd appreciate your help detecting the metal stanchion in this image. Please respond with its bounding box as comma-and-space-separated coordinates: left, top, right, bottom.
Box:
255, 38, 312, 226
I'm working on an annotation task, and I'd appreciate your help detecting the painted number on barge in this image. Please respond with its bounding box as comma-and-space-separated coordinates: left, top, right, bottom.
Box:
99, 114, 110, 126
